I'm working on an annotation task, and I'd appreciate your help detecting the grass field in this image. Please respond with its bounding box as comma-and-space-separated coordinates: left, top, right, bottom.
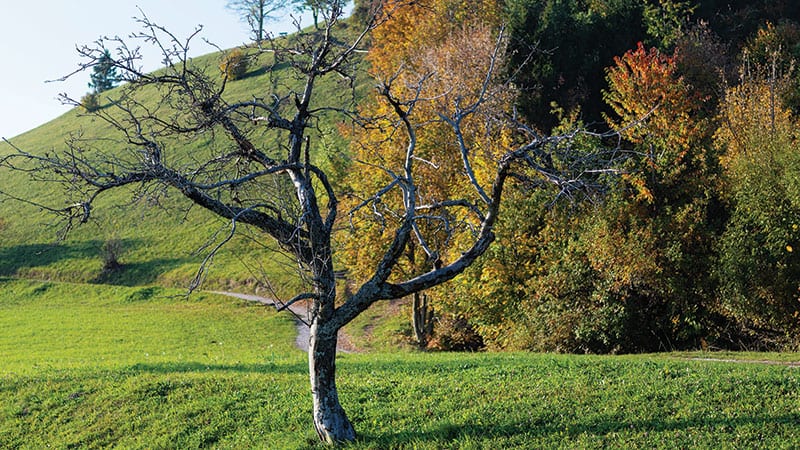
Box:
2, 277, 799, 449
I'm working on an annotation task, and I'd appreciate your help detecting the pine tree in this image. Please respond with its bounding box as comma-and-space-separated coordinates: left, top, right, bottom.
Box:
88, 49, 118, 93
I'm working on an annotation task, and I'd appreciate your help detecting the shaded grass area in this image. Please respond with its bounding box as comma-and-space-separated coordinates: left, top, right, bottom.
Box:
2, 278, 800, 448
0, 239, 190, 285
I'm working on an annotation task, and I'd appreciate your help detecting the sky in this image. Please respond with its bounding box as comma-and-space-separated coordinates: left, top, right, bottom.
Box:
0, 1, 325, 139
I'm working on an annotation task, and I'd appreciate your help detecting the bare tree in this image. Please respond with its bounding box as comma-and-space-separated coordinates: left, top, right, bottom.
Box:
227, 0, 288, 43
295, 0, 347, 28
0, 3, 621, 443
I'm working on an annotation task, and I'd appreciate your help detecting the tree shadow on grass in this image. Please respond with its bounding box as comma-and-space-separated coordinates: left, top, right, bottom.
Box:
239, 61, 290, 80
0, 241, 103, 276
0, 239, 192, 286
359, 413, 800, 446
208, 54, 289, 83
90, 258, 193, 286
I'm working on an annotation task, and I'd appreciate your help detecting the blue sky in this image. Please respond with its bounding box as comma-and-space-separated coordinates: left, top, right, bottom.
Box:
0, 1, 323, 139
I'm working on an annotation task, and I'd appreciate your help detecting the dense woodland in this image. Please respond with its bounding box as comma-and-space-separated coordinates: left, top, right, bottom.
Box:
341, 0, 800, 353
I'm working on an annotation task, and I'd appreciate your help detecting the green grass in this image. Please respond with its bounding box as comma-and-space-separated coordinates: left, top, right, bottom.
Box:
0, 61, 285, 290
0, 278, 298, 372
342, 299, 416, 352
0, 278, 310, 448
2, 278, 799, 449
0, 27, 369, 292
339, 353, 800, 449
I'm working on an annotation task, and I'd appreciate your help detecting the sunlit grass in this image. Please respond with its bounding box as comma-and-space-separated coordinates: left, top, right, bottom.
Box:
0, 278, 299, 373
2, 278, 799, 449
0, 278, 312, 448
338, 352, 800, 449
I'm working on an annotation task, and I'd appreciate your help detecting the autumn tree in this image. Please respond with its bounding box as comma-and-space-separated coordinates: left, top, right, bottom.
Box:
714, 53, 800, 347
556, 41, 722, 351
0, 3, 622, 443
449, 41, 721, 352
339, 0, 506, 348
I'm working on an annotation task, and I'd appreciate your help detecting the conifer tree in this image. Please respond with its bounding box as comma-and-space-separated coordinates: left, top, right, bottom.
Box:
88, 49, 118, 93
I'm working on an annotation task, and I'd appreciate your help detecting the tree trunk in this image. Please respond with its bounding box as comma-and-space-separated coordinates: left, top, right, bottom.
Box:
412, 291, 434, 349
309, 319, 356, 443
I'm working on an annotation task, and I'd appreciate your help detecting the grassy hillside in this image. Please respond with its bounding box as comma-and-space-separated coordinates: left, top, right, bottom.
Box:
2, 278, 799, 449
0, 30, 368, 293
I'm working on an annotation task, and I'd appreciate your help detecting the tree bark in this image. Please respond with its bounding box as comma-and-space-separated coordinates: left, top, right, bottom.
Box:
308, 319, 355, 443
412, 291, 433, 348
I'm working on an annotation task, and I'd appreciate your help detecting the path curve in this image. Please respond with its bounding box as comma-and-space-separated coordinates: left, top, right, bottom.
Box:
208, 291, 354, 353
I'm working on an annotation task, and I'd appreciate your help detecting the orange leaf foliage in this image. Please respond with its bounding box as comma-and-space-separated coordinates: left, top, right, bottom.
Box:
604, 42, 706, 179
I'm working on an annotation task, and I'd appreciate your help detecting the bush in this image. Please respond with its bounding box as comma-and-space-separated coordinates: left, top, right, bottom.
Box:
428, 314, 484, 352
80, 92, 100, 112
714, 78, 800, 348
219, 48, 249, 81
101, 238, 124, 274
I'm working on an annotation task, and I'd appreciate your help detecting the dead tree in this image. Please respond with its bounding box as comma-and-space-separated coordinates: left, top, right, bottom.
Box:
228, 0, 279, 43
0, 3, 621, 444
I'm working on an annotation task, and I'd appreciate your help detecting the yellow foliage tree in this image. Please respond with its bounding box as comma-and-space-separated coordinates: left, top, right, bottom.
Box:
604, 42, 708, 190
714, 70, 800, 342
453, 40, 722, 353
340, 0, 510, 347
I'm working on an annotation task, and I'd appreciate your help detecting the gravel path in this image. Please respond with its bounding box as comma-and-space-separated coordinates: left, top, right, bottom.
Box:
209, 291, 353, 353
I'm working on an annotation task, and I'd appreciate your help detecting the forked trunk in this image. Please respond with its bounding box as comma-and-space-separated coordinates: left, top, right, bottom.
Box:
309, 319, 356, 443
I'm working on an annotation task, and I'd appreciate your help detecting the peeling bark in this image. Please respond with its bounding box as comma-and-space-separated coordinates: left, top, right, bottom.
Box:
309, 320, 355, 443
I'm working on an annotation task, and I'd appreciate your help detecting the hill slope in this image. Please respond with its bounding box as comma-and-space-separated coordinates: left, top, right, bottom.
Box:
0, 33, 369, 293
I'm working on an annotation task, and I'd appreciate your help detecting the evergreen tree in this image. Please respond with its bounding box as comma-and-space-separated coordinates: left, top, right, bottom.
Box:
88, 49, 118, 93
